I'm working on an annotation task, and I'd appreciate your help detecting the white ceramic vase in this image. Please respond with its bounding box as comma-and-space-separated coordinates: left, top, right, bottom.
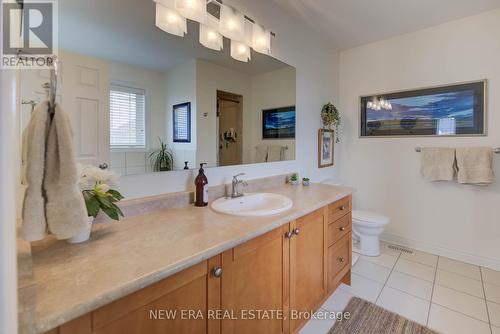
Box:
67, 216, 94, 244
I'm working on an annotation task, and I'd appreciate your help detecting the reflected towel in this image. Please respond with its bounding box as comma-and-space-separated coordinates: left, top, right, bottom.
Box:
44, 104, 89, 239
268, 145, 285, 162
255, 145, 268, 163
22, 101, 51, 241
456, 147, 494, 185
420, 148, 456, 182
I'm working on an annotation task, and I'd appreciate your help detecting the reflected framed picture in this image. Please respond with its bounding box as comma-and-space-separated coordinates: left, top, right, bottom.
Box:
173, 102, 191, 143
360, 80, 486, 137
318, 129, 334, 168
262, 106, 296, 139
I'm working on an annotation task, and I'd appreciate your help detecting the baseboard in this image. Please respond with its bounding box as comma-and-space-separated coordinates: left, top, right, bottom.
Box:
381, 232, 500, 272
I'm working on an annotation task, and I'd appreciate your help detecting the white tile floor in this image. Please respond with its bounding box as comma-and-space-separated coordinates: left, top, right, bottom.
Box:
300, 242, 500, 334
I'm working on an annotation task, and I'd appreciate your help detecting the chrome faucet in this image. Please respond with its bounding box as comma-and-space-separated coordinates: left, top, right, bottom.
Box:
231, 173, 248, 198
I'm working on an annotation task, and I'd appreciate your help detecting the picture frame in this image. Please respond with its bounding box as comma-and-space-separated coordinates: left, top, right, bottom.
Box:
262, 106, 296, 139
318, 129, 334, 168
173, 102, 191, 143
360, 80, 486, 137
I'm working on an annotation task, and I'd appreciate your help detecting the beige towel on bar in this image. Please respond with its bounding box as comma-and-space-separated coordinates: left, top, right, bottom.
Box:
268, 145, 284, 162
456, 147, 494, 185
44, 104, 88, 239
255, 145, 268, 163
420, 147, 456, 181
22, 101, 51, 241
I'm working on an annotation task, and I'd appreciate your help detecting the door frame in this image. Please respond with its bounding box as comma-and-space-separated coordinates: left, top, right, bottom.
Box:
216, 90, 243, 167
0, 68, 20, 334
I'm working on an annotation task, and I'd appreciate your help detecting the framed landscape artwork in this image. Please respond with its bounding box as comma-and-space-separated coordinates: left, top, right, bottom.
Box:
262, 106, 296, 139
360, 80, 486, 137
318, 129, 334, 168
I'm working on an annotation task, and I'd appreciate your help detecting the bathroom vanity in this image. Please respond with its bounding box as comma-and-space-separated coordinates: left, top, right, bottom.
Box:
30, 183, 352, 334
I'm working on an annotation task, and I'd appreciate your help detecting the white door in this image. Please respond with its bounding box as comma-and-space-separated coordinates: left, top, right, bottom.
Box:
20, 50, 110, 167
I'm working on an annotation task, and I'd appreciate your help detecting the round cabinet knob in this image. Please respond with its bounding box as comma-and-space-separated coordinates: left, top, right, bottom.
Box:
285, 231, 293, 239
212, 267, 223, 278
340, 205, 346, 211
339, 226, 346, 232
292, 228, 300, 236
338, 257, 345, 263
99, 163, 109, 170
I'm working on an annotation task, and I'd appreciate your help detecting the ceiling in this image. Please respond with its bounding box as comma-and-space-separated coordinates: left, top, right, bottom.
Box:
271, 0, 500, 50
59, 0, 291, 73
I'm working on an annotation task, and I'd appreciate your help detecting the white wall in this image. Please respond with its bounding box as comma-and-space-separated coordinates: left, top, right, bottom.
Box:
118, 0, 339, 199
250, 67, 296, 162
165, 59, 197, 170
338, 9, 500, 269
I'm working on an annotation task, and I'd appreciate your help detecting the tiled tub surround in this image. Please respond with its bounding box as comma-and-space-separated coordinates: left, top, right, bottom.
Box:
109, 151, 149, 175
300, 242, 500, 334
25, 181, 353, 333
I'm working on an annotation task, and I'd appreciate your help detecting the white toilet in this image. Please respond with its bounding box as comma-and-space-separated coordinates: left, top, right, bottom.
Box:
321, 179, 390, 258
352, 210, 390, 257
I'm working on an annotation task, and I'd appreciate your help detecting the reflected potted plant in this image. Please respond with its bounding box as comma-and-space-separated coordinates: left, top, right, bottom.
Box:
321, 102, 341, 143
150, 138, 174, 172
70, 165, 124, 243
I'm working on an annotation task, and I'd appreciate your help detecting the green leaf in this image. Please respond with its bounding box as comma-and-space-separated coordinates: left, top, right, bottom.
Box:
108, 189, 124, 201
96, 195, 113, 208
112, 203, 124, 218
83, 192, 100, 218
101, 205, 119, 221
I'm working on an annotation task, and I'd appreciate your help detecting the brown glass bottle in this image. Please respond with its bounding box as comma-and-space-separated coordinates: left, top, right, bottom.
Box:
194, 163, 208, 207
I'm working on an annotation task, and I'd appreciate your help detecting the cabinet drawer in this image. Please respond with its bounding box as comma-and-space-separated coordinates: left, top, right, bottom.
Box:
328, 196, 352, 223
328, 233, 351, 283
328, 214, 351, 247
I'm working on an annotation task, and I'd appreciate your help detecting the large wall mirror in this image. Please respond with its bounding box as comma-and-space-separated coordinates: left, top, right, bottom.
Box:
19, 0, 296, 176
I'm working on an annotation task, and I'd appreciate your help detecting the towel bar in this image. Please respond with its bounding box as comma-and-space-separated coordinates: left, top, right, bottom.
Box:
415, 147, 500, 154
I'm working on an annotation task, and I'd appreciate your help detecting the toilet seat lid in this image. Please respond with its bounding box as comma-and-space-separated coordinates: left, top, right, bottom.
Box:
352, 210, 390, 224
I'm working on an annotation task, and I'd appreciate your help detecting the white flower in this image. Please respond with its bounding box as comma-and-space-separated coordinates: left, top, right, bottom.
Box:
95, 183, 111, 196
78, 164, 119, 191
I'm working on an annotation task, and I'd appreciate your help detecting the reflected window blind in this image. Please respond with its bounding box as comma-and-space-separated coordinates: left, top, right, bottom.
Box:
110, 85, 146, 149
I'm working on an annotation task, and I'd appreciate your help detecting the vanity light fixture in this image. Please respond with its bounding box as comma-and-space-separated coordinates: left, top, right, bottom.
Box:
219, 4, 245, 41
175, 0, 206, 23
152, 0, 274, 61
252, 23, 271, 55
155, 3, 187, 37
200, 15, 223, 50
230, 40, 251, 62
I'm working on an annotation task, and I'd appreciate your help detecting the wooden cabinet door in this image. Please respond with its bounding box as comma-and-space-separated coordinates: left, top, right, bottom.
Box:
221, 226, 290, 334
289, 208, 327, 333
90, 258, 221, 334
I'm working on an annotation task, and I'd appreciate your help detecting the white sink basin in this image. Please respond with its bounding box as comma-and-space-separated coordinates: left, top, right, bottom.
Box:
211, 193, 293, 217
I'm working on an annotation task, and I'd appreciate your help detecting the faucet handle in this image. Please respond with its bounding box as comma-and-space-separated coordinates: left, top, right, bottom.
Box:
233, 173, 246, 180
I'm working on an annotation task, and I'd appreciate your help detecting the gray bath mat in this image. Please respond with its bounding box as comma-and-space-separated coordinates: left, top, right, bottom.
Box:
329, 297, 438, 334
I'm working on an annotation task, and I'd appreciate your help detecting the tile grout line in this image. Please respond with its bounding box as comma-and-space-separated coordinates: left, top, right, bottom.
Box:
426, 256, 439, 326
400, 250, 484, 282
374, 250, 402, 304
480, 267, 494, 334
431, 301, 492, 326
383, 284, 431, 302
433, 280, 489, 299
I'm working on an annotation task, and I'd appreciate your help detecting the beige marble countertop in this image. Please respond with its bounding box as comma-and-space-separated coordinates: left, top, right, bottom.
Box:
30, 183, 353, 333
